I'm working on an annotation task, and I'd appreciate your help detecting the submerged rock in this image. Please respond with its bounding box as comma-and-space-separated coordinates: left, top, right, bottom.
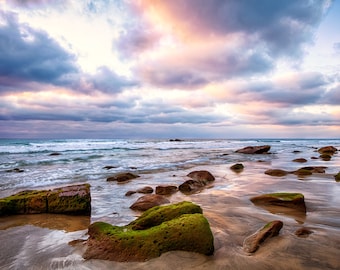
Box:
235, 145, 271, 154
250, 192, 306, 213
230, 163, 244, 173
243, 220, 283, 253
292, 158, 307, 163
295, 227, 313, 237
0, 184, 91, 216
130, 194, 170, 211
84, 202, 214, 262
293, 166, 326, 176
334, 172, 340, 182
265, 169, 289, 177
107, 172, 140, 183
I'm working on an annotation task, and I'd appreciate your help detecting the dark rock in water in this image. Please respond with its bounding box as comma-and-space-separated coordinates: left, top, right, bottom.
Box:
236, 145, 271, 154
295, 227, 313, 237
265, 169, 289, 177
0, 184, 91, 216
103, 165, 117, 170
250, 192, 306, 213
136, 186, 154, 194
292, 158, 307, 163
318, 146, 337, 155
130, 194, 170, 211
107, 172, 140, 182
125, 190, 136, 196
169, 139, 183, 142
84, 201, 214, 261
243, 220, 283, 253
293, 150, 302, 153
5, 168, 24, 173
320, 153, 332, 161
179, 170, 215, 194
49, 152, 61, 156
155, 185, 178, 195
293, 166, 327, 176
334, 172, 340, 182
230, 163, 244, 173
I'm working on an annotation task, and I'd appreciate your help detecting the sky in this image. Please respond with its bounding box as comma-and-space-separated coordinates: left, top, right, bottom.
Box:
0, 0, 339, 139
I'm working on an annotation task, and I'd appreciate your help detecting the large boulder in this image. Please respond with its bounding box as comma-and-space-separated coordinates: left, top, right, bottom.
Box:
0, 184, 91, 216
250, 192, 306, 213
84, 202, 214, 261
179, 170, 215, 194
236, 145, 271, 154
243, 220, 283, 253
130, 194, 170, 211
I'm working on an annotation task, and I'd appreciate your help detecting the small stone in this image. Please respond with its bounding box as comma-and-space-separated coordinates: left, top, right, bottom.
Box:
243, 220, 283, 253
107, 172, 140, 182
292, 158, 307, 163
230, 163, 244, 173
155, 185, 178, 195
295, 227, 313, 237
137, 186, 153, 194
265, 169, 288, 177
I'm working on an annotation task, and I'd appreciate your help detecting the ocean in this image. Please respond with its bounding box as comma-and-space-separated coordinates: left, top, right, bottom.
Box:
0, 138, 339, 269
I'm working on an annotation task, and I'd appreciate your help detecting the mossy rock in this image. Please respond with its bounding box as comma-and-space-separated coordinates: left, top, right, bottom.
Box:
84, 202, 214, 261
128, 201, 202, 230
0, 184, 91, 216
250, 192, 306, 213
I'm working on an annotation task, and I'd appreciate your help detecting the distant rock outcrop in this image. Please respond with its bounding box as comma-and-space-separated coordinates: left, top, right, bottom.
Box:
84, 201, 214, 261
0, 184, 91, 216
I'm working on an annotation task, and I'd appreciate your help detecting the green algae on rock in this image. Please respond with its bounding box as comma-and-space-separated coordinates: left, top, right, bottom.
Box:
250, 192, 306, 213
0, 184, 91, 216
84, 202, 214, 261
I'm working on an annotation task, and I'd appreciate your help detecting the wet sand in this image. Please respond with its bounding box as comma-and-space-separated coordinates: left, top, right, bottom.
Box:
1, 159, 340, 269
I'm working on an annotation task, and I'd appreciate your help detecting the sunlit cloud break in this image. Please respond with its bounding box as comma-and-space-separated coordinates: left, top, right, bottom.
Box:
0, 0, 339, 139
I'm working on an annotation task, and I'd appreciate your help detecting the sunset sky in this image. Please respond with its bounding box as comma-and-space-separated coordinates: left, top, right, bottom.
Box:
1, 0, 339, 139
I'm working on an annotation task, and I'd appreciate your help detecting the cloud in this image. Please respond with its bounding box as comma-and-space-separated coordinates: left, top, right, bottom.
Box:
0, 10, 78, 91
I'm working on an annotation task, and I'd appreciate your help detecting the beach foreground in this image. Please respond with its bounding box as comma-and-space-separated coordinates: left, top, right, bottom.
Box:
0, 139, 339, 269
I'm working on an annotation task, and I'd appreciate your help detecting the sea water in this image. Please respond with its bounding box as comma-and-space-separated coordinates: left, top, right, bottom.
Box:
0, 138, 339, 269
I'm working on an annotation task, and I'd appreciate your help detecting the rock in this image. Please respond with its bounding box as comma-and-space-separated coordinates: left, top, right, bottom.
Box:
129, 201, 203, 230
125, 191, 136, 196
265, 169, 289, 177
0, 184, 91, 216
84, 202, 214, 261
179, 170, 215, 194
155, 185, 178, 195
107, 172, 140, 183
318, 146, 337, 155
334, 172, 340, 182
5, 168, 24, 173
187, 170, 215, 182
169, 139, 183, 142
295, 227, 313, 237
49, 152, 61, 156
292, 158, 307, 163
320, 154, 332, 161
236, 145, 271, 154
103, 165, 117, 170
130, 194, 170, 211
250, 192, 306, 213
136, 186, 154, 194
243, 220, 283, 253
230, 163, 244, 173
293, 166, 326, 176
